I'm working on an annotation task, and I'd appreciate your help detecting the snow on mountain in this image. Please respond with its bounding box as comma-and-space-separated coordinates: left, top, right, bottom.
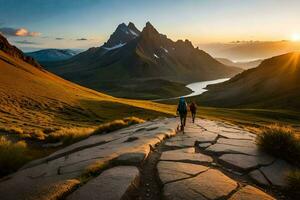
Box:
102, 43, 126, 51
26, 49, 82, 62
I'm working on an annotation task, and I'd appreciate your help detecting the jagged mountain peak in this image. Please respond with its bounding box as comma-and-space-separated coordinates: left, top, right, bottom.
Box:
102, 22, 140, 48
142, 21, 159, 35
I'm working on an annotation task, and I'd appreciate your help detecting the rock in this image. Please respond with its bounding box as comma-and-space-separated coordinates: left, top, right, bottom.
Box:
198, 142, 211, 148
160, 148, 213, 163
260, 159, 295, 187
249, 170, 270, 186
113, 152, 146, 165
157, 161, 209, 184
229, 185, 275, 200
189, 131, 218, 143
67, 166, 139, 200
165, 137, 196, 147
217, 138, 256, 148
218, 130, 255, 140
206, 143, 261, 155
219, 154, 274, 172
163, 169, 237, 200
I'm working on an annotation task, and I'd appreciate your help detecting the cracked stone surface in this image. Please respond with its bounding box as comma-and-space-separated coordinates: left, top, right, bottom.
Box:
249, 170, 270, 186
0, 118, 177, 200
229, 185, 275, 200
206, 143, 261, 155
66, 166, 139, 200
160, 147, 213, 163
163, 169, 238, 200
260, 159, 295, 187
157, 161, 209, 184
219, 153, 275, 171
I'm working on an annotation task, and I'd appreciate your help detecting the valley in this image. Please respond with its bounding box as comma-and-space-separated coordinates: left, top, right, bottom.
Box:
1, 1, 300, 199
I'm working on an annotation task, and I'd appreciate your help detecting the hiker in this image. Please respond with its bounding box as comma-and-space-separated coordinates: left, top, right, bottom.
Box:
189, 101, 197, 123
177, 97, 187, 131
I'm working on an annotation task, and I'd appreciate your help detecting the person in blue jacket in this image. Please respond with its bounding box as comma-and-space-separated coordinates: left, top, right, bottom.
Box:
177, 97, 187, 131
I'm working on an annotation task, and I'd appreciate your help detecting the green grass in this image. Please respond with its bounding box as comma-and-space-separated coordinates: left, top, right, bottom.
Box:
0, 136, 28, 176
256, 124, 300, 166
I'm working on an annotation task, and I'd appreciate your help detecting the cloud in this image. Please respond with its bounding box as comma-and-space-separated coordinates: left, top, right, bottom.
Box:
14, 40, 40, 45
0, 27, 41, 37
76, 38, 88, 41
56, 37, 64, 40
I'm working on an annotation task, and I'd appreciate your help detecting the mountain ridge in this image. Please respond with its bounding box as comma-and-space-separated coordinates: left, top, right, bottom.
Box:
44, 22, 242, 99
198, 52, 300, 109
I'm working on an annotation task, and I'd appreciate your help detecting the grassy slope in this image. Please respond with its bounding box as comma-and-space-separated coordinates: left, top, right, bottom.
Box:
0, 50, 175, 134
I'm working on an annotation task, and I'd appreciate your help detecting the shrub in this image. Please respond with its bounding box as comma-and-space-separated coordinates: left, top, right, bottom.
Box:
0, 136, 28, 176
93, 117, 145, 135
47, 127, 95, 144
257, 124, 300, 166
286, 170, 300, 198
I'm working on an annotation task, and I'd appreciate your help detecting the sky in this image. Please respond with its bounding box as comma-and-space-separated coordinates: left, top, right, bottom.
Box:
1, 0, 300, 52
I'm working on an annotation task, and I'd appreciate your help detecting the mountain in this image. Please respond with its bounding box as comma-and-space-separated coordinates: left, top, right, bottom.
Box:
198, 52, 300, 109
26, 49, 81, 62
0, 33, 173, 133
200, 41, 300, 61
216, 57, 263, 70
44, 22, 242, 99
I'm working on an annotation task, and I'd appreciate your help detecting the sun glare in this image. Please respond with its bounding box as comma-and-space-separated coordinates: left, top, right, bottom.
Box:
291, 33, 300, 41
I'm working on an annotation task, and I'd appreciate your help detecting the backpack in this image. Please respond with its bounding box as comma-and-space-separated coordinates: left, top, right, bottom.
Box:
178, 101, 187, 113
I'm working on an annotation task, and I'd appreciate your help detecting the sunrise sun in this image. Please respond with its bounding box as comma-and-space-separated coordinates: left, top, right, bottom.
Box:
291, 33, 300, 41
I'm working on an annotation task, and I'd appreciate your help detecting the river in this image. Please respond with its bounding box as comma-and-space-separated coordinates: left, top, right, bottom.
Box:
153, 78, 229, 101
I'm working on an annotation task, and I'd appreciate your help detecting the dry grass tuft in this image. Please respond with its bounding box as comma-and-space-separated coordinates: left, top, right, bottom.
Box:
257, 124, 300, 166
47, 127, 95, 144
0, 126, 24, 135
80, 160, 110, 183
286, 170, 300, 198
93, 117, 145, 135
0, 136, 28, 175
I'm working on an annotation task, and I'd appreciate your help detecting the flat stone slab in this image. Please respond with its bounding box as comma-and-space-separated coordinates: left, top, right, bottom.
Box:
217, 138, 256, 148
249, 170, 270, 186
260, 159, 295, 187
66, 166, 139, 200
206, 143, 261, 156
219, 154, 274, 171
160, 148, 213, 163
229, 185, 275, 200
198, 142, 212, 148
157, 161, 209, 184
163, 169, 238, 200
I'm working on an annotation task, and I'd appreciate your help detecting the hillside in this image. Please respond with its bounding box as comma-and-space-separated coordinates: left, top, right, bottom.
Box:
44, 22, 242, 99
198, 52, 300, 109
0, 33, 175, 134
26, 49, 81, 62
216, 57, 263, 70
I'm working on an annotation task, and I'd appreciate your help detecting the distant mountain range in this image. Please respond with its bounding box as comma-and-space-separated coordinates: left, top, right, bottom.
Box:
26, 49, 82, 62
216, 57, 263, 70
198, 52, 300, 109
200, 41, 300, 61
44, 22, 242, 99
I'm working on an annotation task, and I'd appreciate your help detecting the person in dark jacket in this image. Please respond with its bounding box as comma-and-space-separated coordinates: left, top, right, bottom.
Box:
189, 101, 197, 123
177, 97, 187, 130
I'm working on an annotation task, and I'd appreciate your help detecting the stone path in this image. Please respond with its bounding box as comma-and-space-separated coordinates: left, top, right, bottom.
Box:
0, 117, 296, 199
158, 118, 296, 200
